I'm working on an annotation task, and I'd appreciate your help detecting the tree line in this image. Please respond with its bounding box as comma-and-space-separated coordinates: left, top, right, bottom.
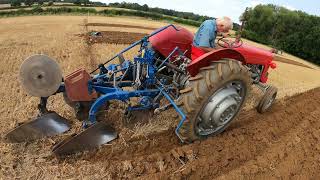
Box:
7, 0, 92, 7
8, 0, 53, 7
242, 4, 320, 65
5, 0, 105, 8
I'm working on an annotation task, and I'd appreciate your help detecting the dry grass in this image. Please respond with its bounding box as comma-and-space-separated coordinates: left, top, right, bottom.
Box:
0, 15, 319, 178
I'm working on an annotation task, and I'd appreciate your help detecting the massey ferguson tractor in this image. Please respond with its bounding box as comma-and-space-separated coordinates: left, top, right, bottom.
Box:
5, 23, 277, 156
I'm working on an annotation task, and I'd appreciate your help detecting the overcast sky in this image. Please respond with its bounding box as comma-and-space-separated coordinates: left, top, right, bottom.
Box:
100, 0, 320, 23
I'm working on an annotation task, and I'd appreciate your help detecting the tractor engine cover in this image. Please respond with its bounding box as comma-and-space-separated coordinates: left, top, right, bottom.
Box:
149, 26, 194, 60
64, 68, 97, 101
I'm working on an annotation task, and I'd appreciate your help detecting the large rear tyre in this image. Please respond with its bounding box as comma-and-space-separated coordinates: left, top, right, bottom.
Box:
257, 85, 277, 113
177, 59, 251, 142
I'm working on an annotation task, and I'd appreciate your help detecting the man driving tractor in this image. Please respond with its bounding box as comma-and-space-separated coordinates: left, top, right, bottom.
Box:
192, 16, 233, 59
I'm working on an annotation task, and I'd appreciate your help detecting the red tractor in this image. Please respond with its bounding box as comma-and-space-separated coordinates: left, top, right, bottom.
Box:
6, 24, 278, 155
150, 25, 277, 142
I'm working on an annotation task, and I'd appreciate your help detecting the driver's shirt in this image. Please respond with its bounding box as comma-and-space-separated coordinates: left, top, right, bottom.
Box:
193, 19, 217, 48
191, 19, 217, 60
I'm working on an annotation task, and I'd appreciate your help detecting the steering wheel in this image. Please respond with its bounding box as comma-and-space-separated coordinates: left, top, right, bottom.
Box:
217, 37, 243, 48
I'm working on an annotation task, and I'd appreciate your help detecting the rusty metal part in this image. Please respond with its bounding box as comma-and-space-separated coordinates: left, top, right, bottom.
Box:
5, 112, 70, 143
19, 54, 62, 97
52, 122, 117, 156
64, 68, 97, 101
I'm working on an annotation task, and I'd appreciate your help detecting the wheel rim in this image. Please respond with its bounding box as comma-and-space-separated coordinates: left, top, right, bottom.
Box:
195, 80, 246, 136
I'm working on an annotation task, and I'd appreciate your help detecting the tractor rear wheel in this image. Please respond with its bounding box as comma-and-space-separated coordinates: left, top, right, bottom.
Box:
257, 85, 277, 113
177, 59, 251, 142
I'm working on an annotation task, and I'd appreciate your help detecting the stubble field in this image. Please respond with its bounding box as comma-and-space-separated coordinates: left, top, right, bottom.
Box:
0, 16, 320, 179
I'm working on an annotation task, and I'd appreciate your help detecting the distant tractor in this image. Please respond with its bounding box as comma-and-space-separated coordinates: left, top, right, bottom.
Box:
5, 24, 277, 156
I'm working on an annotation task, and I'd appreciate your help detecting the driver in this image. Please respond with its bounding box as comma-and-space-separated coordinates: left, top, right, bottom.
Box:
191, 17, 233, 60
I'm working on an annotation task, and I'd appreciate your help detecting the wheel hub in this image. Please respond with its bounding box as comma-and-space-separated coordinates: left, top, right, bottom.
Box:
197, 81, 245, 135
216, 102, 238, 125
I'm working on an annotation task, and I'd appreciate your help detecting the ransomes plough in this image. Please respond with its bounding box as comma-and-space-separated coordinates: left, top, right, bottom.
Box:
5, 24, 278, 156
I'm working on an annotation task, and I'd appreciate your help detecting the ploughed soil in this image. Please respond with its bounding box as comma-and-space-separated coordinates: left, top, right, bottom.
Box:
82, 31, 149, 45
2, 88, 320, 179
80, 88, 320, 179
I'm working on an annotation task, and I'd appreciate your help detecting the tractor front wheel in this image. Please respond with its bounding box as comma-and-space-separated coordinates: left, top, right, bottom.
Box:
177, 59, 251, 142
257, 85, 277, 113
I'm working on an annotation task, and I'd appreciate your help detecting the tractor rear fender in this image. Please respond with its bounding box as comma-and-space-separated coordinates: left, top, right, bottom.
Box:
187, 49, 246, 77
187, 45, 277, 83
